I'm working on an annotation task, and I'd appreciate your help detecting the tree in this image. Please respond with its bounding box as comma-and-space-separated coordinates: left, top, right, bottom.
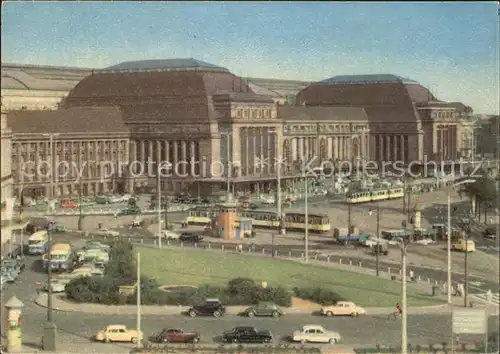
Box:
462, 167, 499, 223
104, 239, 137, 285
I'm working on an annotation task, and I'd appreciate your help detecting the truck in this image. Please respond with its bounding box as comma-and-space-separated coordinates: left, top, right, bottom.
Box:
368, 243, 389, 256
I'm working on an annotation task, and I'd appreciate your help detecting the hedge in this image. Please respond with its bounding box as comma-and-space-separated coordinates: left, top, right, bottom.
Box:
292, 286, 344, 305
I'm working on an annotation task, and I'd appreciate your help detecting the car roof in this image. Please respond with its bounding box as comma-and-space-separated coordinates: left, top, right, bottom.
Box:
302, 325, 324, 330
105, 324, 127, 329
337, 301, 355, 305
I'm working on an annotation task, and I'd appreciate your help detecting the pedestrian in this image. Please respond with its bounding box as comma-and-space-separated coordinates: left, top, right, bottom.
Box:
486, 289, 492, 303
409, 270, 415, 282
238, 243, 243, 253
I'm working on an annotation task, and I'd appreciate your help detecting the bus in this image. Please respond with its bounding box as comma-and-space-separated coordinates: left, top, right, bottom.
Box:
28, 230, 49, 255
43, 243, 73, 271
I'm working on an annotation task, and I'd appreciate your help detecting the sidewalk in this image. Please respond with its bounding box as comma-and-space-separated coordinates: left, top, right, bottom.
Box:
35, 292, 496, 316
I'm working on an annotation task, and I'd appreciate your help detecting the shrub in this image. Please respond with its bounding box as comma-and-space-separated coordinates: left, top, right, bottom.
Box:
292, 286, 344, 305
65, 275, 119, 304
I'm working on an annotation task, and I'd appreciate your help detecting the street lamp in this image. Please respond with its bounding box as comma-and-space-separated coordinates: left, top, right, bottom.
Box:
447, 179, 476, 304
136, 252, 142, 349
41, 132, 60, 351
303, 156, 309, 263
398, 236, 412, 354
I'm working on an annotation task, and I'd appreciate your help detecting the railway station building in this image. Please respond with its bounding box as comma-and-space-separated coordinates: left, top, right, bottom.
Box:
2, 60, 472, 198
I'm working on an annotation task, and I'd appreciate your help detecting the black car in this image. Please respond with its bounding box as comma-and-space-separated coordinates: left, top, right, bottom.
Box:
483, 227, 497, 239
187, 299, 225, 317
222, 326, 273, 344
179, 232, 203, 243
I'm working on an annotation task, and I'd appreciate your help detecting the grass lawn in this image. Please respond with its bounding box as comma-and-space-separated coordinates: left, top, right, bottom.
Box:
136, 247, 444, 307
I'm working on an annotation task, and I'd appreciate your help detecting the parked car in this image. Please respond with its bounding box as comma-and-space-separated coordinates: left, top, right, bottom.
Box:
94, 324, 142, 343
179, 232, 203, 243
292, 325, 341, 344
2, 258, 26, 273
44, 278, 71, 293
321, 301, 366, 317
119, 207, 141, 215
158, 230, 180, 240
222, 326, 273, 344
483, 227, 497, 239
1, 270, 17, 283
152, 328, 200, 343
83, 241, 110, 252
130, 218, 143, 227
187, 298, 225, 317
242, 301, 284, 318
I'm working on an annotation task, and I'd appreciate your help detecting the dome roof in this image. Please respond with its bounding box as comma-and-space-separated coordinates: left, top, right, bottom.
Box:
64, 65, 256, 123
316, 74, 419, 85
101, 58, 228, 73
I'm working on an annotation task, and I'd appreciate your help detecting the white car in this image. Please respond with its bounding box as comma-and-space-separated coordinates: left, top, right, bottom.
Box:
262, 196, 275, 205
157, 230, 180, 240
415, 238, 436, 245
98, 229, 120, 237
292, 325, 341, 344
45, 279, 71, 293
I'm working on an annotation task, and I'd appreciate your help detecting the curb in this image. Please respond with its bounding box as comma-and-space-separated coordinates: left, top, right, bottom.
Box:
34, 294, 456, 316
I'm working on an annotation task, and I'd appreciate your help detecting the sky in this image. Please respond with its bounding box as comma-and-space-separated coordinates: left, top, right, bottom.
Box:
2, 1, 499, 114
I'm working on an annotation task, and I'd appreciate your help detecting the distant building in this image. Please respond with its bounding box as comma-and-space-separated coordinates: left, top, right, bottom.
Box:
1, 63, 92, 111
1, 106, 14, 247
476, 116, 500, 158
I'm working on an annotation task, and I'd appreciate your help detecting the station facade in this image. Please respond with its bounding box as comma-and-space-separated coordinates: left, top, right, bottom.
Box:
2, 60, 472, 198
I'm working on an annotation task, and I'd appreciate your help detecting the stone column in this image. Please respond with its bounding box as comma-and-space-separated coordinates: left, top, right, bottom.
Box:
393, 135, 398, 162
252, 129, 257, 174
156, 140, 162, 176
181, 141, 187, 175
400, 135, 406, 162
163, 141, 170, 163
267, 130, 272, 174
385, 136, 391, 161
298, 137, 303, 160
173, 141, 178, 176
140, 141, 145, 164
244, 129, 249, 176
190, 141, 196, 177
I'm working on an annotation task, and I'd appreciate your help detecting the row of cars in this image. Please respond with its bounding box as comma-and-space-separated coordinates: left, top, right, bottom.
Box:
94, 324, 341, 345
93, 300, 363, 345
185, 299, 366, 318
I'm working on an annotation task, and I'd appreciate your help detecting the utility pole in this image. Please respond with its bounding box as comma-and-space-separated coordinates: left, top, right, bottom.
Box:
276, 131, 282, 235
136, 252, 142, 349
376, 203, 380, 276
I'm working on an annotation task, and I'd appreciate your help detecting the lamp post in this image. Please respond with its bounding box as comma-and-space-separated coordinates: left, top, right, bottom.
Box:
399, 237, 411, 354
136, 252, 142, 349
41, 133, 60, 351
220, 132, 232, 198
78, 178, 83, 231
447, 179, 476, 304
376, 204, 380, 276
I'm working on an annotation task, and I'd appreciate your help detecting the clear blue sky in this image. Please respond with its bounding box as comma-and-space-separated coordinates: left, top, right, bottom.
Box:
2, 2, 499, 114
